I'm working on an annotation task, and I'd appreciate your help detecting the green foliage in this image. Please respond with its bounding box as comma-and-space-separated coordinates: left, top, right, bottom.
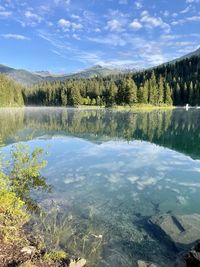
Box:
43, 250, 68, 262
0, 161, 28, 242
0, 74, 24, 107
0, 144, 49, 242
1, 55, 200, 108
9, 144, 49, 210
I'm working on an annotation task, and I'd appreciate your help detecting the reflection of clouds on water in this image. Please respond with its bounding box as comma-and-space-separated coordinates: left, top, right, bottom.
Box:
64, 175, 86, 185
192, 167, 200, 173
178, 182, 200, 188
39, 138, 200, 195
24, 136, 200, 215
127, 176, 139, 184
176, 195, 187, 205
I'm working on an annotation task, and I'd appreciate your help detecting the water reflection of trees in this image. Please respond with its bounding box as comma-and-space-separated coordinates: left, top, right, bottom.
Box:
0, 108, 24, 145
1, 108, 200, 159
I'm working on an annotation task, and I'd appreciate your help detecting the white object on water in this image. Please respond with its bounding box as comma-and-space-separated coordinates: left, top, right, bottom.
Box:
91, 234, 103, 239
186, 104, 189, 111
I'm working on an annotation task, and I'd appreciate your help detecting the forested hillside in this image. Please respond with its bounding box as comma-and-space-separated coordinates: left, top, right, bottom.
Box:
135, 55, 200, 106
0, 75, 24, 107
24, 55, 200, 107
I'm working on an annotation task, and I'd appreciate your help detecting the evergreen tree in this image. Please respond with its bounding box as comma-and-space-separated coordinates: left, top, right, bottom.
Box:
158, 76, 164, 105
107, 81, 118, 106
149, 71, 158, 105
70, 87, 82, 106
124, 75, 138, 105
165, 84, 173, 105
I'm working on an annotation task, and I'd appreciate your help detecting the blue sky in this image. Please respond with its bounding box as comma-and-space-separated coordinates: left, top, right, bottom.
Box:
0, 0, 200, 73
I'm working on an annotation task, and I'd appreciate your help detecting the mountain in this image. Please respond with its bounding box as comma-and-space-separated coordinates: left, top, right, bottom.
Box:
34, 71, 52, 77
64, 65, 125, 79
4, 46, 200, 86
179, 47, 200, 60
0, 64, 44, 86
168, 47, 200, 65
0, 64, 137, 86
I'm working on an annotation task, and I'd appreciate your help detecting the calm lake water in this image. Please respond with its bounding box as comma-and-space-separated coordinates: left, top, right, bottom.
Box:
1, 107, 200, 267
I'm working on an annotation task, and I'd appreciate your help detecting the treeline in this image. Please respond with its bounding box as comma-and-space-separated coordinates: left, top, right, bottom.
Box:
24, 72, 173, 107
0, 74, 24, 107
1, 55, 199, 107
24, 55, 200, 107
135, 55, 200, 106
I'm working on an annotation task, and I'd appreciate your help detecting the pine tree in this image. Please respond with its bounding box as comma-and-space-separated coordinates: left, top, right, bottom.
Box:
157, 76, 164, 105
124, 75, 138, 105
61, 88, 68, 106
149, 71, 158, 105
165, 83, 173, 105
71, 87, 81, 106
107, 81, 118, 106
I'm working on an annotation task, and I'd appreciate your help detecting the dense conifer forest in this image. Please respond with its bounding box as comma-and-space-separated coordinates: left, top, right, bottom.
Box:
24, 55, 200, 107
0, 55, 199, 107
0, 75, 24, 107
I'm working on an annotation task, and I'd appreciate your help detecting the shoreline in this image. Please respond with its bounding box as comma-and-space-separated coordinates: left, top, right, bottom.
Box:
0, 104, 175, 111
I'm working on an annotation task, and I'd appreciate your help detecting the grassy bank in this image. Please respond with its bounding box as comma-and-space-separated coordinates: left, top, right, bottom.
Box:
76, 104, 174, 111
112, 104, 175, 111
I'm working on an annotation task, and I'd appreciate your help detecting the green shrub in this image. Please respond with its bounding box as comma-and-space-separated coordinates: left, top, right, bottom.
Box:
0, 144, 49, 242
43, 250, 68, 262
0, 170, 29, 242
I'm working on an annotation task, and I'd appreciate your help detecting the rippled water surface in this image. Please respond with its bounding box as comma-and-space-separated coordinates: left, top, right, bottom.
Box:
1, 107, 200, 266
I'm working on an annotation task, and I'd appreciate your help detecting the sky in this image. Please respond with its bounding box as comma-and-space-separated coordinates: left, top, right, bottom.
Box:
0, 0, 200, 73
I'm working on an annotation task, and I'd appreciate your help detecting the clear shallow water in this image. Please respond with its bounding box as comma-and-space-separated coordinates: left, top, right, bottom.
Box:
1, 107, 200, 266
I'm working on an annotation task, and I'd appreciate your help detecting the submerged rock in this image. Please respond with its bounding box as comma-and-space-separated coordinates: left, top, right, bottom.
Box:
149, 214, 200, 249
21, 246, 36, 255
185, 242, 200, 267
137, 260, 158, 267
69, 258, 86, 267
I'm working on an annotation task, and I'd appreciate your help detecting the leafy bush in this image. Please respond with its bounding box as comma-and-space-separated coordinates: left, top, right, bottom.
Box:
43, 250, 68, 262
0, 169, 29, 242
0, 144, 49, 242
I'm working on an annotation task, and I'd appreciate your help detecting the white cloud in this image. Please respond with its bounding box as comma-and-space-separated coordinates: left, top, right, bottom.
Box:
130, 19, 142, 30
1, 33, 30, 40
25, 10, 42, 23
135, 1, 143, 9
140, 11, 171, 33
106, 19, 123, 32
162, 10, 169, 17
141, 12, 162, 26
72, 33, 81, 40
54, 0, 71, 5
58, 18, 71, 31
0, 11, 12, 17
58, 19, 83, 32
71, 22, 83, 31
88, 34, 127, 46
172, 16, 200, 25
180, 6, 191, 14
71, 14, 81, 20
186, 0, 199, 3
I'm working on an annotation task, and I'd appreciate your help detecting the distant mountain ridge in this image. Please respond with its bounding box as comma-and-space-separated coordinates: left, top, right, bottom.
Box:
169, 47, 200, 64
0, 64, 44, 85
0, 64, 136, 86
0, 47, 199, 86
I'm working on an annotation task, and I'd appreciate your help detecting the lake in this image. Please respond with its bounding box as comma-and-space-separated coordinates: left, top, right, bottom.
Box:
1, 107, 200, 267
